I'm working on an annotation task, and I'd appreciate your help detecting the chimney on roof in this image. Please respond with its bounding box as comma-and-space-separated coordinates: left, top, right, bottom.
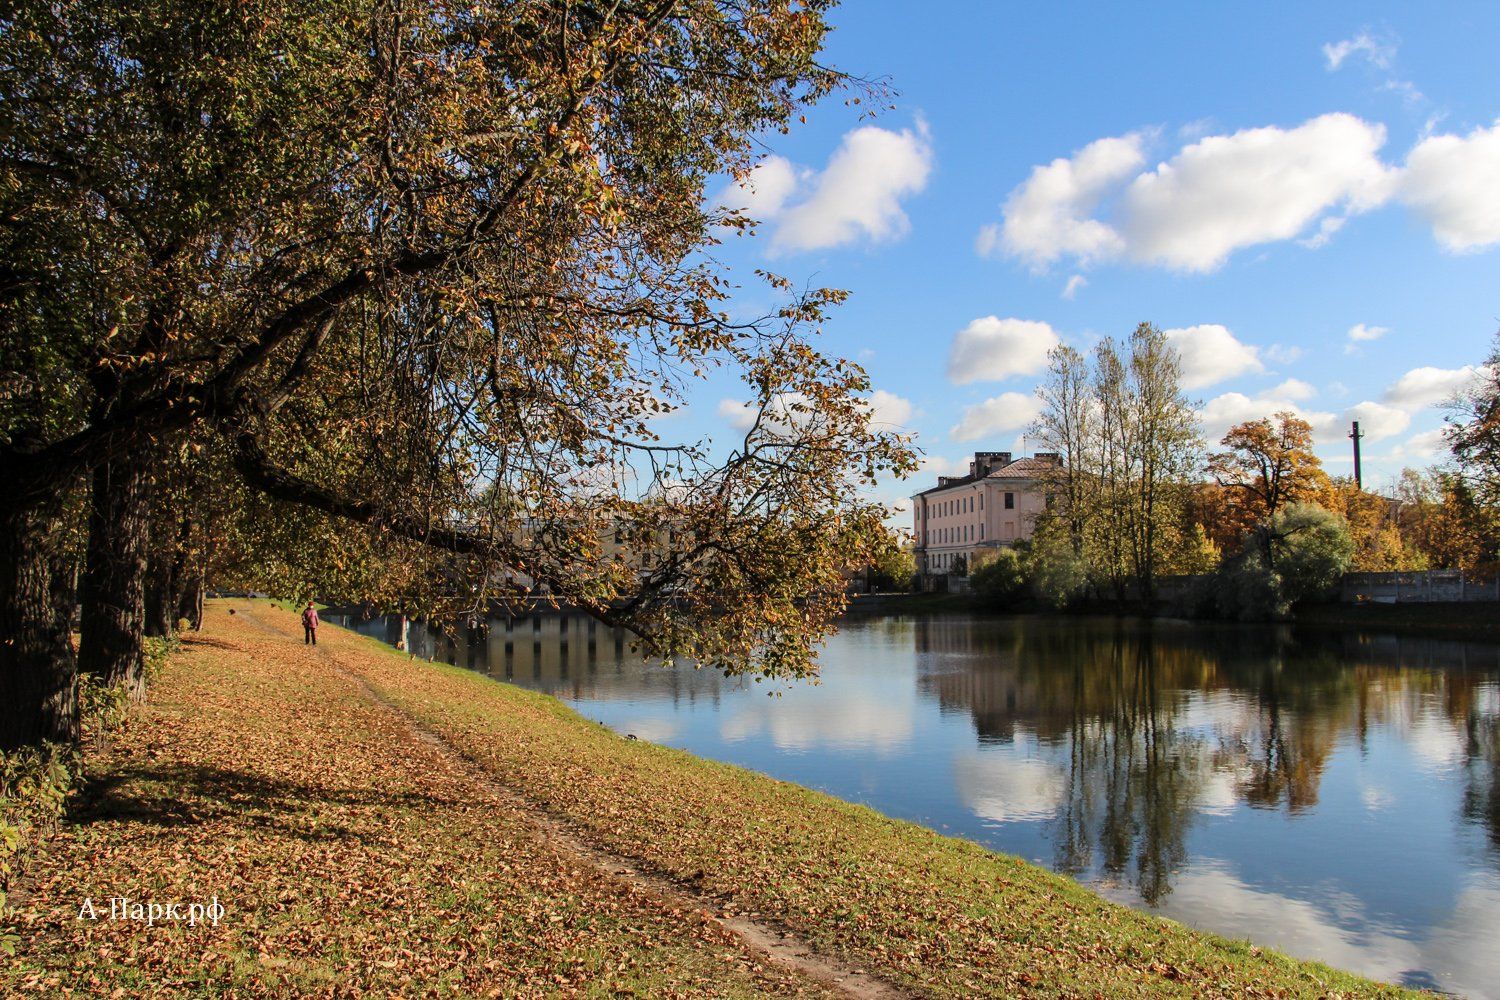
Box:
970, 451, 1012, 478
1034, 451, 1062, 467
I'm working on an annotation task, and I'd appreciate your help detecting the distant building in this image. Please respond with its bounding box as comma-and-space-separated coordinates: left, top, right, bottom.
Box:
910, 451, 1060, 576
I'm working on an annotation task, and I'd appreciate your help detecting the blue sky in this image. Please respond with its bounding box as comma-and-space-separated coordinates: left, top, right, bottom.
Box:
686, 1, 1500, 512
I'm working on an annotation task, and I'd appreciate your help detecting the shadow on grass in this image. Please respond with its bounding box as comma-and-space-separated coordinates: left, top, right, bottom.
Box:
70, 761, 469, 844
178, 635, 247, 653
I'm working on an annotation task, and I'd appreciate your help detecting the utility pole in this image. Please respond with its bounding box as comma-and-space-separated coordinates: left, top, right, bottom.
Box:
1349, 420, 1364, 490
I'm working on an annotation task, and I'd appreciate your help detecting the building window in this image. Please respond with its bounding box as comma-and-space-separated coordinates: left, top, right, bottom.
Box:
980, 523, 985, 539
1005, 492, 1015, 509
979, 493, 984, 509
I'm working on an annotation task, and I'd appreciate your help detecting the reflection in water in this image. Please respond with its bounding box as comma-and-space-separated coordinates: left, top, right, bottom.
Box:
328, 609, 1500, 998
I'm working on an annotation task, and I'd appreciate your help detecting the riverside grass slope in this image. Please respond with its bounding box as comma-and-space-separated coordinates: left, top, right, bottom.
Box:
5, 602, 1417, 999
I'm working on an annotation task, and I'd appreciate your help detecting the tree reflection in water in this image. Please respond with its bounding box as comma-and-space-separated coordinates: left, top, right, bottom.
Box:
915, 616, 1500, 905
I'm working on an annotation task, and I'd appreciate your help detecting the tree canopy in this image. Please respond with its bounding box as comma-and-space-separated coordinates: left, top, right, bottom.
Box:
0, 0, 915, 748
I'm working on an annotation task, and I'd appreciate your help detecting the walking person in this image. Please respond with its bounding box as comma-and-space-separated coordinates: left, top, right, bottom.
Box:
301, 601, 319, 645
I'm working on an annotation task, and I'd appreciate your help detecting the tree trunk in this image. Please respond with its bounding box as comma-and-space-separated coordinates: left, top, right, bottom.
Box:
177, 568, 204, 631
0, 495, 79, 750
143, 551, 178, 638
78, 456, 151, 701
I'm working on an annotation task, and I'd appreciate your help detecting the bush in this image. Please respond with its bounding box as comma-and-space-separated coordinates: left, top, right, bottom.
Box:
970, 548, 1026, 604
1269, 503, 1355, 606
1028, 534, 1089, 610
1191, 504, 1355, 621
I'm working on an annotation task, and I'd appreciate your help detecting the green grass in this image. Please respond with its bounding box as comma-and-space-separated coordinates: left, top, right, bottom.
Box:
3, 603, 840, 998
313, 601, 1420, 999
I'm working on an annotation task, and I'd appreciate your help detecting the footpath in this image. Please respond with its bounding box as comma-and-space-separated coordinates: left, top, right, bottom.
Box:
4, 601, 1413, 998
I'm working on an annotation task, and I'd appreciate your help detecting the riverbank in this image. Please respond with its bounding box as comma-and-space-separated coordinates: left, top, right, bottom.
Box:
1294, 601, 1500, 642
852, 591, 1500, 645
5, 601, 1415, 997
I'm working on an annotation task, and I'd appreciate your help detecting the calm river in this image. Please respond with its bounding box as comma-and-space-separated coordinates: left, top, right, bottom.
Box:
327, 610, 1500, 997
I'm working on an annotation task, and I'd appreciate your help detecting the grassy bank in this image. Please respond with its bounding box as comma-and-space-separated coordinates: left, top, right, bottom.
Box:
6, 602, 1417, 997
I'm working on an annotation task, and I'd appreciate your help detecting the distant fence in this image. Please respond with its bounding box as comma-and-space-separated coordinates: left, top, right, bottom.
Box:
920, 570, 1500, 606
1339, 570, 1500, 604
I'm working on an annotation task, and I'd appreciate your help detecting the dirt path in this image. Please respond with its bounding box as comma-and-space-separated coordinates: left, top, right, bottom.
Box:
4, 604, 879, 998
236, 604, 908, 1000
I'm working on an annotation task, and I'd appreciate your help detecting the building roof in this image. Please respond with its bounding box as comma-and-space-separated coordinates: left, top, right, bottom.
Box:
909, 455, 1059, 498
984, 456, 1058, 479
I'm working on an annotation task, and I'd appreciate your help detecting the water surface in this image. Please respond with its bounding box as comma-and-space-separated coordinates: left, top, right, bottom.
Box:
328, 610, 1500, 997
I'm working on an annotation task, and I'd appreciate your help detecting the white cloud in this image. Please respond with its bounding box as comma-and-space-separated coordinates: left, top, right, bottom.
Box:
1322, 31, 1396, 71
1162, 324, 1264, 389
1268, 378, 1317, 401
1265, 344, 1305, 366
1383, 365, 1485, 410
1344, 400, 1410, 442
717, 391, 815, 434
1343, 322, 1389, 354
1199, 385, 1336, 444
950, 392, 1043, 442
716, 155, 799, 219
1120, 114, 1396, 271
1399, 427, 1450, 459
947, 317, 1060, 384
983, 111, 1500, 272
772, 123, 933, 253
987, 114, 1399, 273
717, 397, 758, 431
1400, 120, 1500, 252
1298, 215, 1347, 249
983, 133, 1146, 267
864, 389, 914, 429
1061, 274, 1087, 299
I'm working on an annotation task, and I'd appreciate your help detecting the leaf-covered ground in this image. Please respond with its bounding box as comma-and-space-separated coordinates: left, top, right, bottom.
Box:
3, 605, 842, 997
6, 601, 1421, 998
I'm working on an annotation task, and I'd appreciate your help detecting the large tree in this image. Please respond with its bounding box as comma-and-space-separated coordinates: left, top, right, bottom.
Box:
1030, 323, 1200, 602
1447, 331, 1500, 509
0, 0, 912, 748
1207, 412, 1329, 556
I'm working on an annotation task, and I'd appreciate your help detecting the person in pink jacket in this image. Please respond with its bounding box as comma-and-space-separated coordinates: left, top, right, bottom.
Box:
301, 602, 319, 645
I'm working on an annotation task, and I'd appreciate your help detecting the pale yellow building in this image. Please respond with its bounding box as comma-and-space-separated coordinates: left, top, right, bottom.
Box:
911, 451, 1059, 575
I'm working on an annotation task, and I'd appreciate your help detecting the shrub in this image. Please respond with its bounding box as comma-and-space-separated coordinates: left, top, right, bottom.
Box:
1028, 534, 1089, 610
1192, 504, 1355, 621
1269, 503, 1355, 606
970, 548, 1027, 605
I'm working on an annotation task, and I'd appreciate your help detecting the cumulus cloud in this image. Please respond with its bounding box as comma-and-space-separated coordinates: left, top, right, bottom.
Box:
717, 391, 815, 434
863, 389, 914, 429
1268, 378, 1318, 401
716, 155, 799, 219
1398, 427, 1450, 459
717, 397, 758, 431
978, 112, 1500, 272
772, 123, 933, 253
1162, 324, 1264, 389
1199, 385, 1336, 445
1119, 114, 1396, 271
950, 392, 1043, 443
1343, 400, 1410, 442
1322, 31, 1396, 71
1264, 344, 1305, 366
980, 133, 1145, 267
946, 317, 1060, 384
1343, 322, 1389, 354
1399, 121, 1500, 252
1383, 365, 1486, 410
